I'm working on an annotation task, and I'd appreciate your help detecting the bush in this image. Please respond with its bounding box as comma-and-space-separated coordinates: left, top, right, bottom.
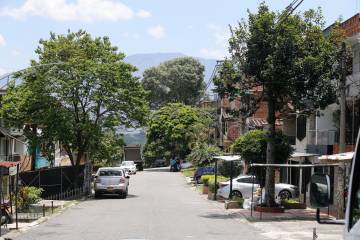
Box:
218, 161, 243, 178
15, 186, 44, 210
208, 176, 228, 193
201, 175, 212, 186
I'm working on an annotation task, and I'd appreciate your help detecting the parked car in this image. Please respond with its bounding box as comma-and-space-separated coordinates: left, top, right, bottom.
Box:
120, 161, 137, 174
153, 159, 167, 168
94, 167, 130, 198
193, 166, 215, 183
217, 175, 299, 200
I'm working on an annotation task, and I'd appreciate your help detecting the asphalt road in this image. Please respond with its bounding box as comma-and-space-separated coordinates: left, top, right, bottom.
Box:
12, 168, 268, 240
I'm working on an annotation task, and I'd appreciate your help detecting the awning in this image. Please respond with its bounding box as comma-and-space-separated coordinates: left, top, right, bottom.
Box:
291, 152, 320, 158
318, 152, 354, 161
0, 161, 20, 168
213, 155, 241, 161
250, 163, 340, 168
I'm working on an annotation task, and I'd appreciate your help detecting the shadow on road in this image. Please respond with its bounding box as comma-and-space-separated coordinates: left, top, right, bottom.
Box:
89, 194, 139, 200
199, 213, 238, 220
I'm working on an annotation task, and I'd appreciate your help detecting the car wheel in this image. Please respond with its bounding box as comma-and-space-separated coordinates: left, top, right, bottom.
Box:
231, 190, 242, 198
278, 190, 292, 200
94, 192, 101, 199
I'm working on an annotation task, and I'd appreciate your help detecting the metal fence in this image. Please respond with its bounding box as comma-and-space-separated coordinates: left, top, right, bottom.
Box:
43, 186, 85, 201
16, 186, 85, 222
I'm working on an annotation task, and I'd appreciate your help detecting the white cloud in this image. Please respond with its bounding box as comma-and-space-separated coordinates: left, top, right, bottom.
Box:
147, 25, 165, 39
0, 34, 6, 46
199, 24, 230, 60
0, 0, 150, 22
137, 9, 151, 18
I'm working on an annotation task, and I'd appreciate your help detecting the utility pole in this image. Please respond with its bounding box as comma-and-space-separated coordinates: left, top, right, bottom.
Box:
339, 42, 347, 153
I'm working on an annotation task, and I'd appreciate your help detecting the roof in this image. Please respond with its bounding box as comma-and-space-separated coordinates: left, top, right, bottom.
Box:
250, 163, 340, 168
213, 155, 241, 161
318, 152, 354, 161
0, 161, 20, 168
246, 118, 283, 128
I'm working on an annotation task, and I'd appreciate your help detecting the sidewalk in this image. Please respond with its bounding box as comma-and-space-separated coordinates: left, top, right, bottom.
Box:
0, 199, 78, 239
187, 180, 343, 240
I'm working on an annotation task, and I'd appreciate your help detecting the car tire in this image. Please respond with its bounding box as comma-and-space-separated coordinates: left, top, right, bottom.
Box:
94, 192, 101, 199
231, 190, 243, 198
278, 190, 292, 200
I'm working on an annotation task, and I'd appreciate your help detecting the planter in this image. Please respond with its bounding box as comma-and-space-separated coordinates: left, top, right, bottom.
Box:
207, 192, 216, 200
225, 200, 242, 209
254, 206, 285, 213
282, 202, 306, 210
202, 186, 209, 194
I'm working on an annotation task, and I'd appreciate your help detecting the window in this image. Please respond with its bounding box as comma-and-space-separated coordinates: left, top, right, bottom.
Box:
99, 170, 122, 176
237, 177, 258, 184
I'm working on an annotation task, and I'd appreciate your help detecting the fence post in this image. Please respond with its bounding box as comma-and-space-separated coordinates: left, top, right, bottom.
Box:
42, 204, 45, 217
51, 201, 54, 214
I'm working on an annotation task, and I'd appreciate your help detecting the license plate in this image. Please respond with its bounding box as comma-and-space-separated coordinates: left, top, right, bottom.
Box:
107, 187, 113, 191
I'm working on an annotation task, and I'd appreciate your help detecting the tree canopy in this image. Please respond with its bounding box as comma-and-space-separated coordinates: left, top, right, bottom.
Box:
143, 103, 210, 165
1, 30, 148, 168
142, 57, 205, 108
231, 129, 294, 186
214, 3, 336, 206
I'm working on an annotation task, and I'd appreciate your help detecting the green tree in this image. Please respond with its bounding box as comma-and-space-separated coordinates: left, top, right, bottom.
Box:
142, 57, 205, 108
186, 142, 222, 166
215, 4, 336, 206
92, 130, 125, 167
1, 30, 148, 174
144, 103, 209, 166
231, 130, 293, 187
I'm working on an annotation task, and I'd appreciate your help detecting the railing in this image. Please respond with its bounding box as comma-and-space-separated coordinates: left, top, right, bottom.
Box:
43, 186, 85, 201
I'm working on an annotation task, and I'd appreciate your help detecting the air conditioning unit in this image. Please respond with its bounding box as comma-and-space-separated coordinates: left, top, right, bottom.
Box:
10, 127, 23, 136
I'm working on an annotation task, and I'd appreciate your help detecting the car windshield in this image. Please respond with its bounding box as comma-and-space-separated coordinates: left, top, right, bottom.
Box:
99, 170, 122, 176
122, 161, 134, 166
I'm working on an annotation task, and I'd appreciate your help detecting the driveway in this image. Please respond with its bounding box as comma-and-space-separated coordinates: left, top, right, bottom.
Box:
11, 168, 267, 240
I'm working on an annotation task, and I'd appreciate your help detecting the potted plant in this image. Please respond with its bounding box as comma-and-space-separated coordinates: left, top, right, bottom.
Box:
225, 196, 244, 209
281, 198, 306, 209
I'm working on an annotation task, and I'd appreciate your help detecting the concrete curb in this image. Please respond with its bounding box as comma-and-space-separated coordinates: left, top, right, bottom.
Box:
1, 200, 80, 239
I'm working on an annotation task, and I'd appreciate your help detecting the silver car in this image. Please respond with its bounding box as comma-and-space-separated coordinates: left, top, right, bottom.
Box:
94, 167, 129, 198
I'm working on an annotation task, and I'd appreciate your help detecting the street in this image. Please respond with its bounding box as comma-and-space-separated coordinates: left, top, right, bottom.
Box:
11, 169, 267, 240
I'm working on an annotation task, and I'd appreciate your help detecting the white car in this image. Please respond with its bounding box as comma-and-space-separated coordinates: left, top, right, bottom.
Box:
120, 161, 137, 175
94, 167, 129, 198
217, 175, 299, 200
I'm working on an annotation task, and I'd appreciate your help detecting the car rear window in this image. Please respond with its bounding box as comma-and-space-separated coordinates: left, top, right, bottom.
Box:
99, 170, 122, 176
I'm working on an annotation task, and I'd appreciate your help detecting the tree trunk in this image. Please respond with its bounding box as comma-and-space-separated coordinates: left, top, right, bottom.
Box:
265, 92, 276, 207
339, 42, 347, 153
31, 125, 37, 171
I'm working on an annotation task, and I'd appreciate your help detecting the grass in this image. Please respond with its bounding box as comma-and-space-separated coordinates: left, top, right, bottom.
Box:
181, 167, 195, 177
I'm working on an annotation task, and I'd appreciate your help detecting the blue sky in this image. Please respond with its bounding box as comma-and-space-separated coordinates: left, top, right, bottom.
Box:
0, 0, 359, 75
